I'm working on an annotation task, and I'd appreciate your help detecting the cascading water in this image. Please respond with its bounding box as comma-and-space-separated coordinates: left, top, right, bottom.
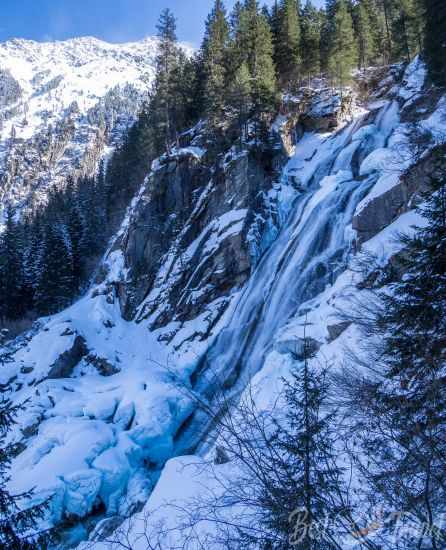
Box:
176, 99, 400, 453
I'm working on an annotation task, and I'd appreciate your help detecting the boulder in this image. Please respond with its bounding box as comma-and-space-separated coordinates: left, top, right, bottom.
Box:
47, 335, 88, 379
327, 321, 351, 342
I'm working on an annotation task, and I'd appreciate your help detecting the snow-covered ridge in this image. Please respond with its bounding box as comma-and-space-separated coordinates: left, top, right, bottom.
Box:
0, 35, 160, 214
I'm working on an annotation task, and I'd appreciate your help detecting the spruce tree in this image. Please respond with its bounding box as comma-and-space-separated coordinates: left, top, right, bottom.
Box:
228, 61, 252, 142
355, 0, 375, 69
328, 0, 358, 89
276, 0, 302, 89
346, 176, 446, 548
21, 216, 44, 313
0, 399, 49, 548
423, 0, 446, 86
0, 206, 25, 321
264, 352, 351, 549
301, 0, 322, 82
151, 9, 180, 154
212, 332, 352, 548
202, 0, 230, 127
34, 223, 74, 316
251, 11, 277, 128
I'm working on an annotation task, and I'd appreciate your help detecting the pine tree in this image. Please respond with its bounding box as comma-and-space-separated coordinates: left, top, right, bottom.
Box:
202, 0, 230, 126
0, 399, 49, 548
423, 0, 446, 86
328, 0, 358, 89
301, 0, 322, 82
276, 0, 302, 89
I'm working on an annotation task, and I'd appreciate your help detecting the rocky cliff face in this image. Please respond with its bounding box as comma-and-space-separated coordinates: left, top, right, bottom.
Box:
0, 37, 160, 218
1, 57, 445, 547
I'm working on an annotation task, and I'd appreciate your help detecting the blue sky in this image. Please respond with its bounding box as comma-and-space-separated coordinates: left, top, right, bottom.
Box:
0, 0, 324, 46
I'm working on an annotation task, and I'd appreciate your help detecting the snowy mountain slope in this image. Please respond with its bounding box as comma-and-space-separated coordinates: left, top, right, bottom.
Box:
1, 57, 445, 548
0, 36, 159, 216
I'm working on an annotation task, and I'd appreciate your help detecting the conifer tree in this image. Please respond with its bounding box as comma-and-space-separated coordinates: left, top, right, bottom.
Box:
21, 217, 42, 313
276, 0, 302, 89
363, 0, 387, 65
423, 0, 446, 86
251, 11, 277, 124
228, 1, 276, 134
0, 206, 25, 321
0, 398, 49, 548
262, 349, 351, 549
35, 223, 74, 315
328, 0, 358, 89
301, 0, 322, 82
344, 176, 446, 548
391, 0, 422, 62
67, 203, 84, 294
151, 9, 180, 154
228, 61, 252, 142
202, 0, 230, 126
230, 0, 244, 35
270, 0, 282, 67
382, 0, 395, 60
206, 330, 352, 548
320, 0, 337, 74
355, 0, 375, 69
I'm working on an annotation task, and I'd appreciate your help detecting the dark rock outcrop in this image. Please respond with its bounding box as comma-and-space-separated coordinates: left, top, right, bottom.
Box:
116, 143, 284, 331
353, 144, 446, 244
47, 335, 88, 379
